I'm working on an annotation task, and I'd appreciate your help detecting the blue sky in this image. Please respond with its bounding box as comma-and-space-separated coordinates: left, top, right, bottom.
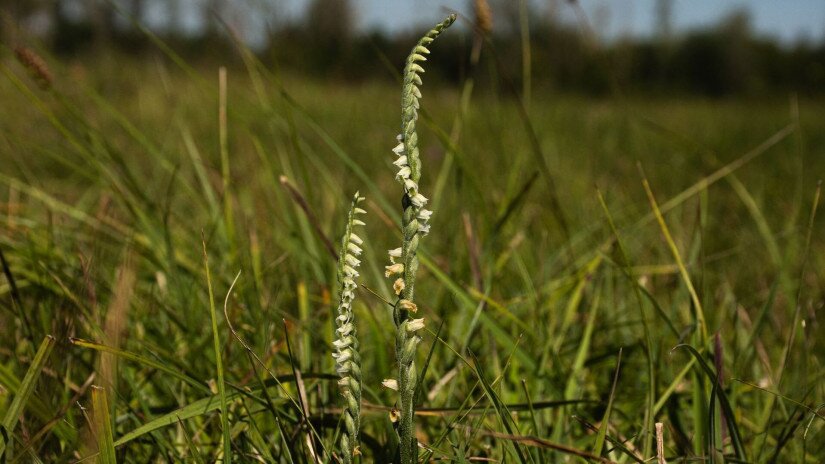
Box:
155, 0, 825, 45
355, 0, 825, 42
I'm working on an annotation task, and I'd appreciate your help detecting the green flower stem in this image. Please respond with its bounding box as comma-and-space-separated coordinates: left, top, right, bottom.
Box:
390, 15, 455, 464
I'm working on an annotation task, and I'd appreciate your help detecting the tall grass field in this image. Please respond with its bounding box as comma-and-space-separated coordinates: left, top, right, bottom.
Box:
1, 12, 824, 464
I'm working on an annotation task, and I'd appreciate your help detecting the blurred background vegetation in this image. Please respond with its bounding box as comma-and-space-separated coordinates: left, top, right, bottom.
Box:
2, 0, 824, 97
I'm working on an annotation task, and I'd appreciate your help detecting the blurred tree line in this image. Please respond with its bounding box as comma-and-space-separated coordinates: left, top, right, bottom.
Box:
2, 0, 824, 97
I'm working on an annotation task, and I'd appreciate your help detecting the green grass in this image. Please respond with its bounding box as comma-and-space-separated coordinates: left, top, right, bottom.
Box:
0, 40, 824, 463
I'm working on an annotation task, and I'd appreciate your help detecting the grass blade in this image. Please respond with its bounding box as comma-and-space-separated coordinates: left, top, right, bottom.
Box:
469, 351, 531, 464
91, 386, 117, 464
414, 321, 444, 406
0, 335, 55, 458
113, 385, 288, 447
593, 348, 623, 457
202, 235, 231, 464
673, 344, 746, 460
642, 175, 707, 343
69, 338, 210, 394
176, 417, 207, 464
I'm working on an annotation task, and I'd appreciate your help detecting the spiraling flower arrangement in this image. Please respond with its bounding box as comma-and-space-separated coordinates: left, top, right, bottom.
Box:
332, 192, 366, 464
384, 14, 456, 464
331, 15, 455, 464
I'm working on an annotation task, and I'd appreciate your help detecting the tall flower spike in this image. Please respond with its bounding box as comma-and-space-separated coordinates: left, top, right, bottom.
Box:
388, 14, 456, 464
333, 192, 367, 464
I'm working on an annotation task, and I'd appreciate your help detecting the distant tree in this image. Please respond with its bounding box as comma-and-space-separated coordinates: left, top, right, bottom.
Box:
205, 0, 225, 33
0, 0, 15, 44
306, 0, 353, 45
0, 0, 48, 45
129, 0, 144, 23
300, 0, 354, 73
668, 9, 755, 95
718, 9, 755, 92
166, 0, 181, 33
655, 0, 673, 41
46, 0, 108, 53
490, 0, 520, 35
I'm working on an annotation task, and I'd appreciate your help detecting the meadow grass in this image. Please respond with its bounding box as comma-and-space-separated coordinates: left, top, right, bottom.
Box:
0, 24, 824, 463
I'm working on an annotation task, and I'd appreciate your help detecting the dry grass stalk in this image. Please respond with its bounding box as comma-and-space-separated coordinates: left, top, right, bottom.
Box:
99, 257, 135, 393
474, 0, 493, 35
655, 422, 667, 464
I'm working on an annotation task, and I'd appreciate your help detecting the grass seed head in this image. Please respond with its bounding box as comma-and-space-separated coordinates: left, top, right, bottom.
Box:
14, 46, 52, 89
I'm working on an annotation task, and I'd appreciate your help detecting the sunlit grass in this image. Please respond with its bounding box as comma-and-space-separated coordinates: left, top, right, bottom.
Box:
0, 35, 823, 462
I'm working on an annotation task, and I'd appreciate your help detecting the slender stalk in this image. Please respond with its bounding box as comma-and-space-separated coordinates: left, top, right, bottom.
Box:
202, 236, 231, 464
218, 67, 236, 263
385, 15, 455, 464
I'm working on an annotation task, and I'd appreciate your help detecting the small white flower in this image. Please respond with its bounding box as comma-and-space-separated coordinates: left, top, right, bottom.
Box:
345, 254, 360, 267
343, 265, 359, 277
392, 142, 405, 155
354, 208, 367, 215
347, 243, 362, 255
403, 179, 417, 191
412, 86, 422, 99
343, 265, 358, 276
399, 299, 418, 313
411, 53, 427, 62
406, 318, 425, 332
418, 223, 430, 235
418, 209, 432, 221
409, 63, 425, 73
349, 233, 363, 245
388, 248, 402, 263
333, 351, 352, 363
396, 166, 411, 179
353, 219, 366, 226
382, 379, 399, 391
336, 363, 352, 375
393, 156, 408, 167
385, 263, 404, 277
336, 323, 354, 336
393, 278, 405, 295
415, 45, 430, 55
410, 193, 428, 207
